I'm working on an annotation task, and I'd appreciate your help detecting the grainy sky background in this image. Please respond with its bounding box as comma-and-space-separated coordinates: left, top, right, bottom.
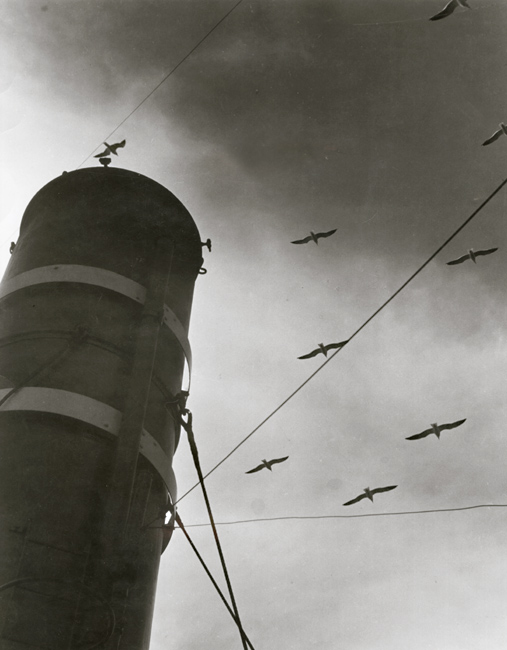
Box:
2, 0, 507, 648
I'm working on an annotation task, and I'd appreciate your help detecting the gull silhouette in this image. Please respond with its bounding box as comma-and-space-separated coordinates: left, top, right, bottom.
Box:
94, 139, 126, 158
298, 341, 348, 359
246, 457, 289, 474
406, 419, 466, 441
447, 248, 498, 265
9, 242, 15, 254
429, 0, 470, 21
201, 239, 212, 252
482, 123, 507, 146
343, 485, 397, 506
291, 229, 337, 245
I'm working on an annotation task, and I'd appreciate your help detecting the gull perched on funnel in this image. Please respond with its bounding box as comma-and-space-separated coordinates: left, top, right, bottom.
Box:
482, 123, 507, 146
298, 341, 348, 360
291, 229, 337, 245
446, 248, 498, 265
246, 457, 289, 474
406, 419, 466, 441
429, 0, 470, 21
94, 139, 126, 158
343, 485, 397, 506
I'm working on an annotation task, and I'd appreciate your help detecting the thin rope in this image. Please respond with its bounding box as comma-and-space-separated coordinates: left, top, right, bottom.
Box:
175, 175, 507, 505
176, 513, 256, 650
76, 0, 244, 169
176, 503, 507, 527
180, 411, 250, 650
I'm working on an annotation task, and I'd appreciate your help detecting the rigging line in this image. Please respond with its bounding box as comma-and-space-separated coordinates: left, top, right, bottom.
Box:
180, 411, 251, 650
175, 175, 507, 505
177, 504, 507, 527
176, 513, 256, 650
76, 0, 244, 169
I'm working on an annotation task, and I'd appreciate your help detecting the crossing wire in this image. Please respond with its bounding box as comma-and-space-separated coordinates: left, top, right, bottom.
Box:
180, 411, 251, 650
176, 512, 256, 650
176, 503, 507, 527
175, 175, 507, 505
76, 0, 244, 169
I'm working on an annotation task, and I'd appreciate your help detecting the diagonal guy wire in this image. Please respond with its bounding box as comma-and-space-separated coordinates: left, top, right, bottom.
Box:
176, 512, 255, 650
76, 0, 244, 168
176, 175, 507, 505
180, 411, 251, 650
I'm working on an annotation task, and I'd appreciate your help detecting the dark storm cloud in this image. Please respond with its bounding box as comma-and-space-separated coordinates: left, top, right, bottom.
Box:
4, 2, 405, 208
3, 1, 234, 106
145, 0, 507, 271
7, 0, 507, 268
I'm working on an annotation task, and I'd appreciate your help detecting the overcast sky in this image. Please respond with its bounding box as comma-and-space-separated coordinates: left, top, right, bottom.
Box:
2, 1, 507, 648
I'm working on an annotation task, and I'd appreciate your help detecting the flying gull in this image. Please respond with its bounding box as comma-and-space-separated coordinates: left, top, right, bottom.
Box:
482, 123, 507, 146
94, 139, 126, 158
406, 419, 466, 440
429, 0, 470, 21
291, 229, 337, 245
343, 485, 397, 506
446, 248, 498, 265
246, 457, 289, 474
298, 341, 348, 359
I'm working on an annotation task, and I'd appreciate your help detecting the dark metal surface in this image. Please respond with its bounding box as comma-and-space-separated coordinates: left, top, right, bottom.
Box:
0, 168, 201, 649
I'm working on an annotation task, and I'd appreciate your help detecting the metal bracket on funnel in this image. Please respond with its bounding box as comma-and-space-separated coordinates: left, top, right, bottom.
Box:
0, 265, 192, 390
0, 386, 177, 502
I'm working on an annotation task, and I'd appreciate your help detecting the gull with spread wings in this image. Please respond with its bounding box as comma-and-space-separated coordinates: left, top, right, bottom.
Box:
246, 457, 289, 474
343, 485, 397, 506
298, 341, 349, 360
429, 0, 470, 21
406, 419, 466, 441
482, 123, 507, 146
94, 139, 126, 158
447, 248, 498, 265
291, 229, 337, 245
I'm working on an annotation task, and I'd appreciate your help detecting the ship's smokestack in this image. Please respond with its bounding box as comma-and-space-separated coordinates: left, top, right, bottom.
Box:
0, 167, 202, 649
